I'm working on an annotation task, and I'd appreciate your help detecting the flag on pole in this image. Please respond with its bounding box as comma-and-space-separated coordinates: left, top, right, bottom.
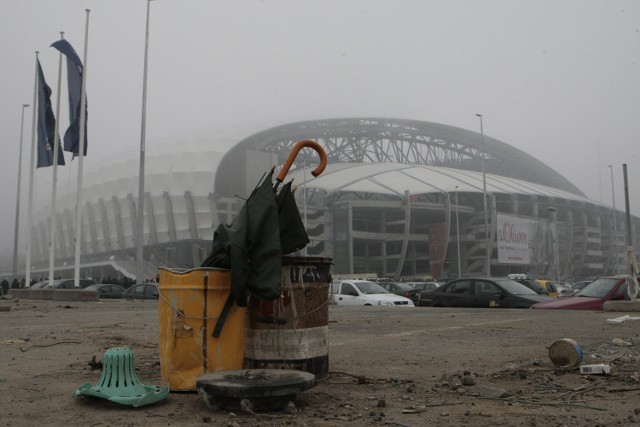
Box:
51, 39, 87, 157
36, 60, 64, 168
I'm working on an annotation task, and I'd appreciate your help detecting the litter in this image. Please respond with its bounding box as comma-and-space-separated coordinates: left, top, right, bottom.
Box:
606, 315, 640, 324
74, 347, 169, 407
549, 338, 583, 368
612, 338, 633, 347
579, 364, 611, 375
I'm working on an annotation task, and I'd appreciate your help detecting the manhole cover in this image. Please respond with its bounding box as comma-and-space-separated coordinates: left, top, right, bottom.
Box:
197, 369, 316, 412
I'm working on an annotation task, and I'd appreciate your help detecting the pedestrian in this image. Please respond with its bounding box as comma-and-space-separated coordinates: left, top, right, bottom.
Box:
1, 278, 8, 296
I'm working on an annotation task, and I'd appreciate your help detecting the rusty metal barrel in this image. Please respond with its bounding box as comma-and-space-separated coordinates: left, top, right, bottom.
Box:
243, 256, 332, 379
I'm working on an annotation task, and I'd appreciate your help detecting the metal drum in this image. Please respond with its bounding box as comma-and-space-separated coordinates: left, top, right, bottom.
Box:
244, 256, 332, 379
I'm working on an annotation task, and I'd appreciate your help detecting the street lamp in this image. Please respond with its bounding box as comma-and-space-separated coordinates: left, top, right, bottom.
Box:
455, 186, 461, 278
136, 0, 153, 285
608, 165, 618, 274
12, 103, 30, 282
546, 207, 560, 281
476, 114, 490, 276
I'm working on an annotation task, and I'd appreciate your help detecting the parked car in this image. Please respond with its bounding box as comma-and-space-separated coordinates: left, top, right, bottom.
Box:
417, 278, 554, 308
85, 283, 125, 299
32, 280, 62, 289
532, 276, 633, 310
404, 282, 439, 304
536, 280, 562, 298
331, 280, 414, 307
44, 278, 97, 289
121, 283, 159, 300
379, 282, 414, 296
512, 278, 549, 296
560, 280, 592, 296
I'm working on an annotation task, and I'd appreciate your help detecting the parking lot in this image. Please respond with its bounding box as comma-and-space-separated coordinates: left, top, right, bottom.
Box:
1, 298, 640, 426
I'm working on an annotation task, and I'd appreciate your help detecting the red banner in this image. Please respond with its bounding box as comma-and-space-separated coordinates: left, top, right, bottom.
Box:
429, 222, 446, 280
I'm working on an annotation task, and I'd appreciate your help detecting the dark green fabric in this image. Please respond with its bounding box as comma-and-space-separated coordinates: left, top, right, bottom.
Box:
276, 181, 310, 254
201, 170, 283, 306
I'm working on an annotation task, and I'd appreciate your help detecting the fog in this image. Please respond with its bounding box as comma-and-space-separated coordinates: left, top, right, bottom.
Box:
1, 0, 639, 265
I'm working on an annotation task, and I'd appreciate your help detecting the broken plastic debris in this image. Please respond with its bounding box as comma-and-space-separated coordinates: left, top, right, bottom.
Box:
612, 338, 633, 347
579, 364, 611, 375
606, 315, 640, 324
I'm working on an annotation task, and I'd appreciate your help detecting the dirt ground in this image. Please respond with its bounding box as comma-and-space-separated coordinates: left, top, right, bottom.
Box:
2, 296, 640, 426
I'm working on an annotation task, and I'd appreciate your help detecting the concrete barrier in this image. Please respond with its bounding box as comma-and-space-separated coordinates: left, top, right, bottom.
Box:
603, 300, 640, 312
52, 289, 99, 302
29, 289, 44, 299
8, 289, 29, 299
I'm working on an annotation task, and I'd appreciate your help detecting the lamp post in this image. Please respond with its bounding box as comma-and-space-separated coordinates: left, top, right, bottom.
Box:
608, 165, 618, 274
455, 186, 461, 278
476, 114, 490, 276
136, 0, 153, 285
547, 207, 560, 281
12, 103, 30, 282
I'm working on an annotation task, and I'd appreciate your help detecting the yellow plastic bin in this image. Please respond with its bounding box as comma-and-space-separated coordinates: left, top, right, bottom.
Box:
158, 267, 246, 391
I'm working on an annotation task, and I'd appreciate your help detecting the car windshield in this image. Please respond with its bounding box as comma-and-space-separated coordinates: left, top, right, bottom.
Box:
355, 281, 390, 295
493, 279, 538, 295
85, 284, 100, 291
390, 283, 413, 291
519, 279, 545, 293
576, 278, 619, 298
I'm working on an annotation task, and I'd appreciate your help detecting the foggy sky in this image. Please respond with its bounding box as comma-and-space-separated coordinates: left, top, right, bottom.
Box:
1, 0, 639, 260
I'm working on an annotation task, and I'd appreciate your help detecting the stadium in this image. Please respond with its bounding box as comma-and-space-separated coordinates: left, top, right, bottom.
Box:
27, 117, 639, 283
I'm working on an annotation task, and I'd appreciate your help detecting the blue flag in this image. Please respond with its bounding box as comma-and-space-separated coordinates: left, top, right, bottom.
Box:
36, 60, 65, 168
51, 39, 88, 157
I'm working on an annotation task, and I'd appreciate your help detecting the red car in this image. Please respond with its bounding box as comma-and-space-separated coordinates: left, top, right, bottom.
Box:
532, 276, 635, 310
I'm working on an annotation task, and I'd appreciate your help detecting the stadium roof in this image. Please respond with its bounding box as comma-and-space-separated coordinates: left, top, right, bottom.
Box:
217, 117, 586, 198
288, 162, 597, 204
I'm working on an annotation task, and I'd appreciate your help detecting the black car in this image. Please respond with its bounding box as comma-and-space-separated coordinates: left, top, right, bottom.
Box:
121, 283, 159, 300
405, 282, 439, 305
379, 282, 415, 296
416, 278, 554, 308
85, 283, 125, 299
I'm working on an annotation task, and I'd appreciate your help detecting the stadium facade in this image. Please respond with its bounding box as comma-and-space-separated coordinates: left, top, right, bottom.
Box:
27, 118, 639, 282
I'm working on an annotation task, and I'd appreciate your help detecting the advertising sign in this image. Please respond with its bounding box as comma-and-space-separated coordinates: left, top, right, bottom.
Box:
497, 214, 555, 270
429, 222, 446, 279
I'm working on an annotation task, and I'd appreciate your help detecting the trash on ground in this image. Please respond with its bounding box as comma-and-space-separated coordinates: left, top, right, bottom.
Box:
607, 315, 640, 325
549, 338, 583, 368
74, 347, 169, 407
612, 338, 633, 347
579, 364, 611, 375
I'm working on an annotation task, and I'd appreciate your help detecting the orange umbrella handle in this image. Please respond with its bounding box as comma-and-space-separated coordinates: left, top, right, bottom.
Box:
276, 140, 328, 184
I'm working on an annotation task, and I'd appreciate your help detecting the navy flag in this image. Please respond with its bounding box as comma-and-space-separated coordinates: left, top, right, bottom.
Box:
36, 60, 65, 168
51, 39, 87, 157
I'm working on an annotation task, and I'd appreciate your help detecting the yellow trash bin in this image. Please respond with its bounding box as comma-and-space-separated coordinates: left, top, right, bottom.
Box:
158, 267, 246, 391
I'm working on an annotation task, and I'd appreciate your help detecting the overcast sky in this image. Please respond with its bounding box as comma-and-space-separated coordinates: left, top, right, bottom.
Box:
1, 0, 639, 258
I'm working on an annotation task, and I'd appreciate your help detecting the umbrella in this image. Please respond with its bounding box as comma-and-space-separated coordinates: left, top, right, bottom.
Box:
201, 140, 327, 336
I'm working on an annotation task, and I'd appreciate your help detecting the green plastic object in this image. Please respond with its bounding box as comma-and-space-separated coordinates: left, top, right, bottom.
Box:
75, 347, 169, 407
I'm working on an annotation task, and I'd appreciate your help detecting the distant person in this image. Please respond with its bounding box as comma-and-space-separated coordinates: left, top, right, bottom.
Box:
1, 278, 8, 296
11, 278, 19, 289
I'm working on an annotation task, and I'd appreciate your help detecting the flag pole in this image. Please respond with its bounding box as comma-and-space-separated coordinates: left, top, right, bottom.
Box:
13, 103, 30, 284
73, 10, 90, 288
25, 52, 40, 288
136, 0, 153, 285
48, 32, 65, 286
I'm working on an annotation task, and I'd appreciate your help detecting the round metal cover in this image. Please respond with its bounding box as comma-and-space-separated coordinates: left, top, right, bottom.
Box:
549, 338, 583, 368
197, 369, 316, 411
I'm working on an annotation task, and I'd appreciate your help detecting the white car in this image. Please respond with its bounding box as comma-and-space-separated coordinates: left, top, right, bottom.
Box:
331, 280, 414, 307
